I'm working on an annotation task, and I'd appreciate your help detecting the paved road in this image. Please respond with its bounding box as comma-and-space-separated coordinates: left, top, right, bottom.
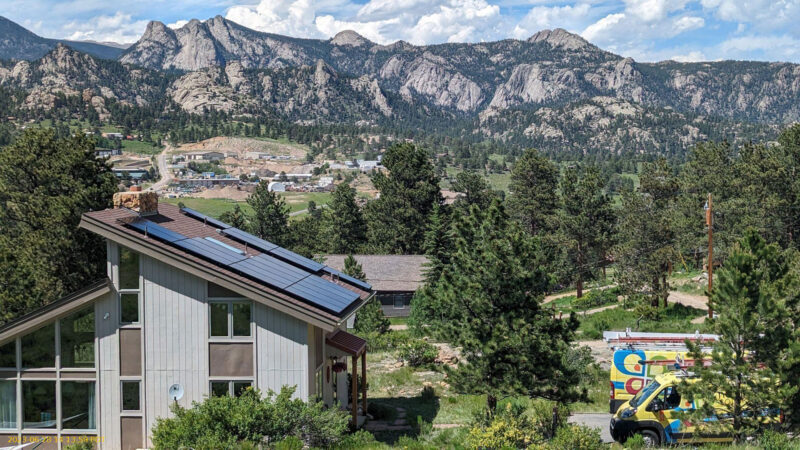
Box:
569, 413, 613, 443
148, 145, 173, 192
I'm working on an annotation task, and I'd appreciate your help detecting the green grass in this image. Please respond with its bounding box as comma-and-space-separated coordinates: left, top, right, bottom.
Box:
162, 198, 252, 218
441, 167, 512, 193
577, 303, 708, 339
389, 317, 408, 326
121, 139, 163, 155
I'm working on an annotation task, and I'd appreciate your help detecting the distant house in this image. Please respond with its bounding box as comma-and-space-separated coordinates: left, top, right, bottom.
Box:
268, 181, 286, 192
102, 132, 124, 139
322, 255, 428, 317
356, 160, 382, 172
95, 148, 122, 158
318, 177, 334, 188
185, 151, 224, 161
0, 194, 373, 449
245, 152, 270, 160
112, 167, 149, 180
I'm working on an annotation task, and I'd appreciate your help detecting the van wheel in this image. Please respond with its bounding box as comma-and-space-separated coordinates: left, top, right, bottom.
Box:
639, 429, 660, 447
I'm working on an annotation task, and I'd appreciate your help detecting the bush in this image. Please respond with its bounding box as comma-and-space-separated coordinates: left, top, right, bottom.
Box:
363, 330, 411, 352
64, 442, 94, 450
398, 339, 438, 367
335, 430, 382, 449
528, 399, 570, 439
354, 298, 390, 335
150, 386, 349, 449
760, 429, 794, 450
467, 402, 543, 449
549, 424, 603, 450
624, 433, 646, 449
572, 288, 618, 311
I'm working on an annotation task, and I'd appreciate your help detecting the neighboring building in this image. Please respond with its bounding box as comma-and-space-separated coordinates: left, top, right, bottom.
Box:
245, 152, 270, 160
102, 132, 124, 139
0, 193, 373, 449
185, 152, 224, 161
356, 160, 382, 172
95, 149, 122, 158
268, 181, 286, 192
112, 168, 149, 180
322, 255, 427, 317
285, 174, 312, 180
175, 177, 240, 188
318, 177, 334, 188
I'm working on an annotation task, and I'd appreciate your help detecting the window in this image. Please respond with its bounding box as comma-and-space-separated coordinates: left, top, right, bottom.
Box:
21, 324, 55, 369
22, 381, 56, 429
0, 380, 16, 429
60, 307, 95, 368
121, 381, 140, 411
119, 247, 139, 290
393, 294, 405, 309
0, 341, 15, 368
210, 381, 252, 397
61, 381, 95, 430
209, 302, 252, 338
120, 293, 139, 324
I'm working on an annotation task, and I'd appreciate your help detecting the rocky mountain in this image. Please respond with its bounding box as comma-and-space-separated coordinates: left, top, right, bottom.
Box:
0, 16, 127, 60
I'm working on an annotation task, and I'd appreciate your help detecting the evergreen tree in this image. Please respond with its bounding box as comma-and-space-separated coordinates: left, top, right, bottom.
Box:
413, 200, 584, 412
247, 181, 290, 247
347, 256, 389, 335
451, 171, 495, 211
506, 148, 559, 236
421, 203, 452, 284
0, 128, 117, 324
364, 143, 441, 254
684, 231, 796, 442
219, 204, 248, 230
557, 166, 616, 298
326, 183, 366, 254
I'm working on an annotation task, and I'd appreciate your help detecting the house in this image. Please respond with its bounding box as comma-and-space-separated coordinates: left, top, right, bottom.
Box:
95, 149, 122, 158
102, 132, 124, 139
318, 177, 334, 188
356, 160, 382, 172
112, 168, 149, 180
322, 255, 427, 317
268, 181, 286, 192
0, 192, 373, 449
185, 151, 224, 161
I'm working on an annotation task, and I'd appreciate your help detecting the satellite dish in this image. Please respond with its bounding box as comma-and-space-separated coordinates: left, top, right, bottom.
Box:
168, 384, 184, 401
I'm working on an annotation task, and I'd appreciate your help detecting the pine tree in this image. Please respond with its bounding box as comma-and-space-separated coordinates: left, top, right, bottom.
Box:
326, 183, 366, 254
219, 204, 248, 230
684, 231, 796, 442
413, 200, 584, 412
506, 148, 559, 236
0, 128, 117, 324
347, 256, 389, 335
247, 181, 290, 247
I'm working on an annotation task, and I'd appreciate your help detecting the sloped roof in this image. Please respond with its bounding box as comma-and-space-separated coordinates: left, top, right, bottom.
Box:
322, 254, 428, 292
326, 329, 366, 356
81, 203, 372, 329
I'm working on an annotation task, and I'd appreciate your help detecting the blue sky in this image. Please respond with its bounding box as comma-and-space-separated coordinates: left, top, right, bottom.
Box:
4, 0, 800, 62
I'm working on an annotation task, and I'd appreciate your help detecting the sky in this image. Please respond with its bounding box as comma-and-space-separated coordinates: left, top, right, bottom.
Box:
3, 0, 800, 63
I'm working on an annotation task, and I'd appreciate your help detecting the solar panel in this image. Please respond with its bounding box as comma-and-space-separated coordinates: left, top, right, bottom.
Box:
180, 207, 231, 230
285, 276, 360, 313
126, 219, 187, 243
228, 254, 309, 290
221, 228, 279, 252
269, 247, 325, 272
173, 238, 248, 266
323, 267, 372, 291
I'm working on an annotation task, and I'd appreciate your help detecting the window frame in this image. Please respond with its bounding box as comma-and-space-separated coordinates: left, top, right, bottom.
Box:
207, 300, 253, 340
59, 380, 97, 432
118, 292, 141, 326
120, 380, 141, 413
208, 380, 253, 397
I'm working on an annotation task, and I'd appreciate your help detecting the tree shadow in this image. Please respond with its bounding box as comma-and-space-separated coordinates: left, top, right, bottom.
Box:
367, 394, 441, 445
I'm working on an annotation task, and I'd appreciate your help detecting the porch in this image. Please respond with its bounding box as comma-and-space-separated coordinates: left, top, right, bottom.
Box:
325, 329, 368, 427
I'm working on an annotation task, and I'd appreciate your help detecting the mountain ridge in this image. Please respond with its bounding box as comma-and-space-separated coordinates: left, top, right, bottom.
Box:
0, 16, 127, 60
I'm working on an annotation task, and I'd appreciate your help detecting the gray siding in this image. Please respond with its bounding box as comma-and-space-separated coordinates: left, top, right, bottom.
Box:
97, 241, 120, 449
254, 304, 309, 400
141, 255, 209, 445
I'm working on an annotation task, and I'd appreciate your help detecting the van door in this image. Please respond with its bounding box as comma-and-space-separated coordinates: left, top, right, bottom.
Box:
648, 385, 695, 444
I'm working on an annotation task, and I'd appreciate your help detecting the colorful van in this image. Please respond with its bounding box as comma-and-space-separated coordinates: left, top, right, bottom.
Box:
609, 348, 690, 413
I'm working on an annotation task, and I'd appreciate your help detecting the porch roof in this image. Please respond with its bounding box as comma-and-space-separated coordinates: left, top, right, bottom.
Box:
326, 329, 366, 356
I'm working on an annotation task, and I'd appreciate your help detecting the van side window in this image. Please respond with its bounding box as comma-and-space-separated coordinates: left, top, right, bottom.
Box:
656, 386, 682, 410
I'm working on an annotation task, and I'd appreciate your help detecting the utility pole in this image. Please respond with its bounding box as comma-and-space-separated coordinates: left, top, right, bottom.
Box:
705, 193, 713, 318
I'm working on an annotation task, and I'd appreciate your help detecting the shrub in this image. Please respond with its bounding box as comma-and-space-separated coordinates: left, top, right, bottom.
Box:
528, 399, 570, 439
398, 339, 438, 367
364, 330, 410, 352
335, 430, 382, 449
354, 298, 390, 335
549, 424, 603, 450
760, 429, 794, 450
467, 402, 542, 450
273, 435, 303, 450
624, 433, 646, 449
572, 288, 618, 311
64, 442, 94, 450
150, 386, 349, 449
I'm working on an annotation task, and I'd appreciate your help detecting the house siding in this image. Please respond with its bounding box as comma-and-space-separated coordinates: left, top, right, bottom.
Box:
254, 303, 309, 401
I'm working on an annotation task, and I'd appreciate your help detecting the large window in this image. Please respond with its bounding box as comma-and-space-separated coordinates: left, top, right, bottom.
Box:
121, 381, 140, 411
0, 380, 16, 429
0, 341, 15, 368
119, 247, 140, 290
22, 381, 56, 429
209, 302, 252, 338
210, 381, 252, 397
60, 307, 95, 368
120, 293, 139, 324
21, 324, 55, 369
61, 381, 95, 430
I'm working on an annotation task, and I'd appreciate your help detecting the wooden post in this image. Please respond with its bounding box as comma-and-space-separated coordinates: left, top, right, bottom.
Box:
361, 351, 367, 416
351, 355, 358, 426
706, 193, 713, 319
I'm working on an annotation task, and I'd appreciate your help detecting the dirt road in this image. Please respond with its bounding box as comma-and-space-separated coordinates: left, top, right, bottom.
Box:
148, 145, 173, 192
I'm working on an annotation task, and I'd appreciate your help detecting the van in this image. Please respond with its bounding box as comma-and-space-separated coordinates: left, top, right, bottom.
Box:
609, 372, 780, 446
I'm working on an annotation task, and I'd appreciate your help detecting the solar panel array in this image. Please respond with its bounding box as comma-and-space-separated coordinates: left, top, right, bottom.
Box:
123, 218, 362, 314
180, 207, 232, 230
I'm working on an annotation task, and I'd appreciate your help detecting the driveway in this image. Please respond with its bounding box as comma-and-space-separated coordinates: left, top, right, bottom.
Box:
569, 413, 613, 443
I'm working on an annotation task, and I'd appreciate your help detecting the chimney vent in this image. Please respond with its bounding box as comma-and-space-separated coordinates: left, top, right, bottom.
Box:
113, 189, 158, 216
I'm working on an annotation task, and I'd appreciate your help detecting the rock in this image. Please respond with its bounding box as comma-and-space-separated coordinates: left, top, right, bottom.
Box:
331, 30, 372, 47
113, 191, 159, 215
528, 28, 591, 51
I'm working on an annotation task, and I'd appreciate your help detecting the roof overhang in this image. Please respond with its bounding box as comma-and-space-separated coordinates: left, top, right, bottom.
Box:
0, 279, 111, 345
326, 329, 367, 357
80, 214, 350, 332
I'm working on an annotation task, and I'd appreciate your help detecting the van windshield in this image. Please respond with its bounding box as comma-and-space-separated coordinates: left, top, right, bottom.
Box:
629, 381, 661, 408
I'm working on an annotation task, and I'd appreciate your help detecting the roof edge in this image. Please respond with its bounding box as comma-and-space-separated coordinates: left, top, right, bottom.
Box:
0, 279, 111, 344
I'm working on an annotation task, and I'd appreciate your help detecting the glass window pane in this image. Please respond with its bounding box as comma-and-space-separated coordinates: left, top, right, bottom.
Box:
0, 380, 16, 429
119, 247, 139, 290
210, 304, 228, 337
394, 294, 404, 309
22, 381, 56, 429
120, 294, 139, 324
232, 303, 251, 337
61, 381, 95, 430
233, 382, 251, 397
121, 382, 140, 411
0, 341, 15, 368
210, 382, 229, 397
60, 307, 95, 368
21, 324, 55, 368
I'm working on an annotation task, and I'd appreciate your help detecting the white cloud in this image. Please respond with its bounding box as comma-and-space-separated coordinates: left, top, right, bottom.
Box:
62, 11, 148, 43
718, 34, 800, 61
409, 0, 502, 45
670, 50, 706, 62
512, 3, 592, 39
314, 15, 400, 43
167, 20, 189, 29
226, 0, 322, 38
701, 0, 800, 35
